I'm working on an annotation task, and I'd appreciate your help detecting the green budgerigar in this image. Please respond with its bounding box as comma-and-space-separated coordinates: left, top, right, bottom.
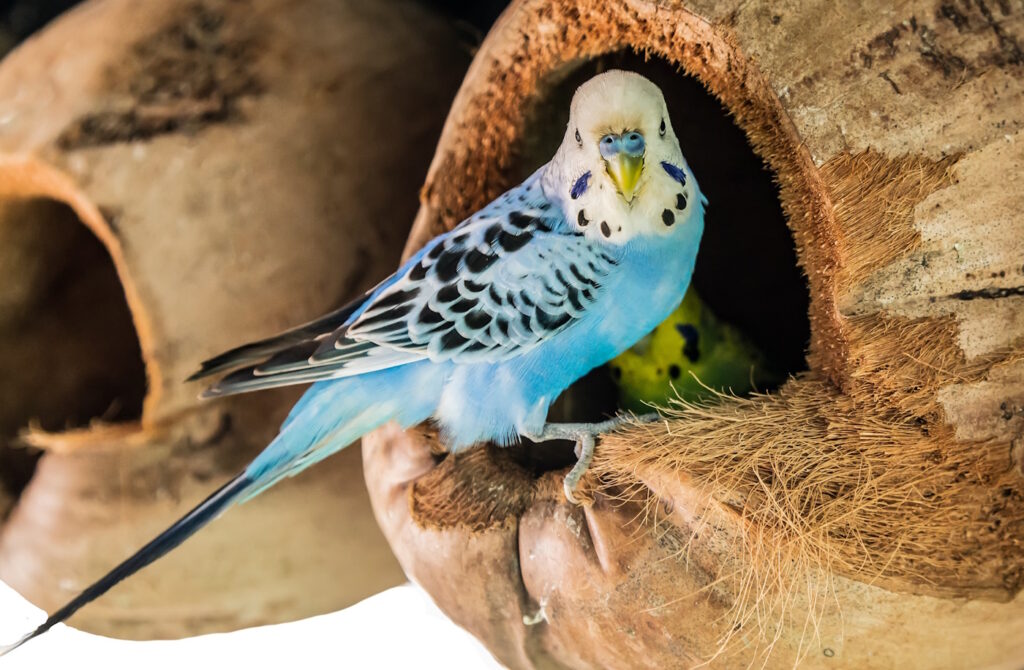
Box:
609, 287, 781, 412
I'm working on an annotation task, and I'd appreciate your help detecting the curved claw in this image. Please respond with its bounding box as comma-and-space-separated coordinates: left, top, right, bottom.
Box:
523, 412, 661, 506
563, 433, 596, 505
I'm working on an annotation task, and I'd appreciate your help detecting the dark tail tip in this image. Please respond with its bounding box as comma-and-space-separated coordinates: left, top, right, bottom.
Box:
0, 473, 252, 657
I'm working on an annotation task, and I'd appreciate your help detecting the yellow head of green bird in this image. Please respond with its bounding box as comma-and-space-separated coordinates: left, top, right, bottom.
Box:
609, 287, 782, 412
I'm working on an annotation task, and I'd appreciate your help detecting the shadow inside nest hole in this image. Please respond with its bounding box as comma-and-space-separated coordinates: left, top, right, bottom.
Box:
0, 197, 147, 514
462, 51, 812, 478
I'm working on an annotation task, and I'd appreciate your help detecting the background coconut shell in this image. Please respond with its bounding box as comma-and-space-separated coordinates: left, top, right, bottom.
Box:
0, 0, 469, 639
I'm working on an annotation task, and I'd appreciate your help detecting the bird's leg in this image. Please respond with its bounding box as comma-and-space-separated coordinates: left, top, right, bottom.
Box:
564, 432, 595, 504
524, 413, 660, 504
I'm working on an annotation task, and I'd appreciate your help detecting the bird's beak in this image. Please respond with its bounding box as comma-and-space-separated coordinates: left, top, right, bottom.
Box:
598, 131, 643, 204
605, 152, 644, 203
600, 132, 645, 204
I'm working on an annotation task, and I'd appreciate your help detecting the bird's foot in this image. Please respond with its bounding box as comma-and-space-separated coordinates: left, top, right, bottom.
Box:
525, 413, 660, 505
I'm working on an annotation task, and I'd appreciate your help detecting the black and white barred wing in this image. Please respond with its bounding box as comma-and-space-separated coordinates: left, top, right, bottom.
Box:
196, 188, 617, 397
344, 210, 617, 362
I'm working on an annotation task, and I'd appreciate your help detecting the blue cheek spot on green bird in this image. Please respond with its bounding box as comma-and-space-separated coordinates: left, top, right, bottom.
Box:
675, 323, 700, 362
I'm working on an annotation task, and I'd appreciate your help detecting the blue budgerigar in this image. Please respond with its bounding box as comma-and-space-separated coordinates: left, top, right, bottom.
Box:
2, 70, 705, 655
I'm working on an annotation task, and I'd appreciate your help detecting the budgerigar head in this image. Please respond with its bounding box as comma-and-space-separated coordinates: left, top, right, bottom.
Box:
544, 70, 702, 244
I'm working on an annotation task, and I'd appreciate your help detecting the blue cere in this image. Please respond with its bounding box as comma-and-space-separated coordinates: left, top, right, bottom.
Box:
622, 131, 645, 156
598, 132, 646, 160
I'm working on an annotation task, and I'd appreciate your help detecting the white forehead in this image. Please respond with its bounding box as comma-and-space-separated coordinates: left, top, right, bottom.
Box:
568, 70, 666, 133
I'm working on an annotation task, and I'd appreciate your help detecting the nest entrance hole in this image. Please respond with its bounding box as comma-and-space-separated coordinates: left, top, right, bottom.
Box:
508, 52, 811, 475
0, 197, 146, 509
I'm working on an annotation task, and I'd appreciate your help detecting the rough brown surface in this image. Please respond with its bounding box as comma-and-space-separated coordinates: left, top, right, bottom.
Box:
363, 0, 1024, 667
0, 0, 468, 638
55, 2, 263, 149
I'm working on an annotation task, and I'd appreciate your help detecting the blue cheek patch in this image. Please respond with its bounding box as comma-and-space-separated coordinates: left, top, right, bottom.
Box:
661, 161, 687, 186
570, 171, 591, 200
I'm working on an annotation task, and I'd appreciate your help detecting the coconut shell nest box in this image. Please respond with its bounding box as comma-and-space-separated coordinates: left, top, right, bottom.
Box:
361, 0, 1024, 667
0, 0, 469, 638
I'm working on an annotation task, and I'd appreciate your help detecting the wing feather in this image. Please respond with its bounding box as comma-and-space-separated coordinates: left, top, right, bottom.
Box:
195, 169, 617, 397
186, 290, 374, 381
346, 186, 616, 362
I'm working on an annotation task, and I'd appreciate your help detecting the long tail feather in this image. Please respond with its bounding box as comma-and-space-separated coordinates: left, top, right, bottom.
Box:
1, 363, 441, 658
0, 473, 252, 657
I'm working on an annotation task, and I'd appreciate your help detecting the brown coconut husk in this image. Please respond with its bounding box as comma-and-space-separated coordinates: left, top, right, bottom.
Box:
0, 0, 469, 638
363, 0, 1024, 667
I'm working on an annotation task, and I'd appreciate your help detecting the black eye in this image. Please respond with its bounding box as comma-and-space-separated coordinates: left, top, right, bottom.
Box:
659, 118, 666, 136
575, 129, 582, 145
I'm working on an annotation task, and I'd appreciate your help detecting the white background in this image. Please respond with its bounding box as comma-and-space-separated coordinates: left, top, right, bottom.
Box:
0, 580, 502, 669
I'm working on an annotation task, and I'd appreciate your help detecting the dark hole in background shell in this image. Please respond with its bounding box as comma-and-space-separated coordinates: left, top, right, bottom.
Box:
0, 199, 147, 514
510, 51, 811, 474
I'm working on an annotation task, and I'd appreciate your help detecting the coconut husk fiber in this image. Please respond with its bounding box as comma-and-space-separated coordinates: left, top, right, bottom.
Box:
362, 0, 1024, 667
0, 0, 469, 638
